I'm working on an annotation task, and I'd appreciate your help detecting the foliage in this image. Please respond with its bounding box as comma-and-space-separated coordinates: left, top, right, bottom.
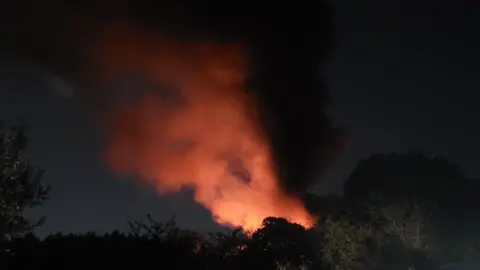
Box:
249, 217, 317, 269
317, 216, 376, 270
127, 213, 178, 240
342, 152, 480, 269
368, 199, 430, 251
208, 227, 249, 260
0, 124, 49, 246
343, 153, 468, 208
128, 213, 205, 256
5, 216, 320, 270
276, 262, 309, 270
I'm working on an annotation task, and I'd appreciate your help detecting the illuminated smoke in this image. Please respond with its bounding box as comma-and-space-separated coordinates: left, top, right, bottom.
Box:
93, 25, 316, 231
3, 0, 340, 229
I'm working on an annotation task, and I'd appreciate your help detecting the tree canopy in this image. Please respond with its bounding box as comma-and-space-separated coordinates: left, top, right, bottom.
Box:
0, 124, 49, 250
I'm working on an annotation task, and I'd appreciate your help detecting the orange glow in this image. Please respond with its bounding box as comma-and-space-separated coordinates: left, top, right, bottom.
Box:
91, 25, 316, 231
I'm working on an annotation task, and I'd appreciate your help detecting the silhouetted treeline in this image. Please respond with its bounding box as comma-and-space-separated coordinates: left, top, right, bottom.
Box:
7, 230, 205, 269
2, 126, 480, 270
5, 217, 318, 270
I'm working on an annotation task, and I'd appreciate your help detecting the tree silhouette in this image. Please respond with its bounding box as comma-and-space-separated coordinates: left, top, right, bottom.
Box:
343, 153, 468, 208
317, 216, 376, 270
366, 198, 436, 270
127, 213, 178, 240
209, 228, 248, 258
342, 152, 477, 269
0, 124, 49, 253
205, 228, 250, 270
247, 217, 317, 270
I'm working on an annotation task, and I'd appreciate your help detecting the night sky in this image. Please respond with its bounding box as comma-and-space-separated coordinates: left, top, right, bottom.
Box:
1, 0, 479, 237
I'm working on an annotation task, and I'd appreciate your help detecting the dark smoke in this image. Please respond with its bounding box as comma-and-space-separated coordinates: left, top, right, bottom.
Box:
1, 0, 343, 197
227, 157, 252, 186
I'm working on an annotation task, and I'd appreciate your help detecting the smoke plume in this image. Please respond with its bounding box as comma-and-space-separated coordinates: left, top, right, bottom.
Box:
1, 0, 343, 227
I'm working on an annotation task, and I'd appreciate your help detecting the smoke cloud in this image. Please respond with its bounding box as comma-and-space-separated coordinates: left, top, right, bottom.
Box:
1, 0, 343, 221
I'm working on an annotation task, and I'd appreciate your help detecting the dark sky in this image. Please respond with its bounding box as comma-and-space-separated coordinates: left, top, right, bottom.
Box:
1, 0, 479, 236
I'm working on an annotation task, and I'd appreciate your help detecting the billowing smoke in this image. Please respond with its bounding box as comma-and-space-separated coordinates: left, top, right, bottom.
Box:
1, 0, 343, 226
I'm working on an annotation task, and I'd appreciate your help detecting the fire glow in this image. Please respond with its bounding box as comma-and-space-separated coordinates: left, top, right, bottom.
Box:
93, 26, 316, 231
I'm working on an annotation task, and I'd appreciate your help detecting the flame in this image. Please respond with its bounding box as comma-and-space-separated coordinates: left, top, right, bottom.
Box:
91, 25, 316, 231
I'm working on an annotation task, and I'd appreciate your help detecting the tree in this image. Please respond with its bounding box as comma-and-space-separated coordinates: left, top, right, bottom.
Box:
248, 217, 317, 270
127, 214, 208, 269
206, 228, 250, 270
343, 153, 468, 208
317, 216, 377, 270
0, 124, 49, 251
342, 153, 476, 269
367, 199, 435, 270
208, 228, 249, 260
315, 199, 437, 270
368, 200, 430, 251
127, 213, 178, 241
